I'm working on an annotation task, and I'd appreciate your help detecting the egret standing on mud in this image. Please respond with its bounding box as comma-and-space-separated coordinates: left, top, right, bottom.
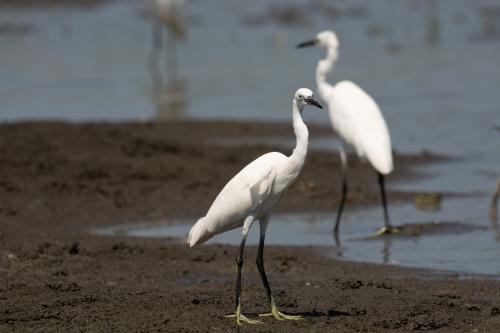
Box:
188, 88, 323, 325
297, 30, 397, 236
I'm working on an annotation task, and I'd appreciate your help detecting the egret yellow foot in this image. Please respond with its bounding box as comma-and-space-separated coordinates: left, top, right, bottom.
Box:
258, 299, 302, 321
225, 305, 262, 325
370, 226, 401, 237
259, 310, 303, 321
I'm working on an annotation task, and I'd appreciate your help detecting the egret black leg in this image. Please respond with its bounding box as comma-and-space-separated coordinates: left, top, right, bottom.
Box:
334, 146, 348, 235
334, 176, 348, 234
225, 217, 261, 325
377, 172, 390, 228
257, 218, 302, 321
372, 172, 400, 236
256, 234, 271, 304
234, 234, 247, 311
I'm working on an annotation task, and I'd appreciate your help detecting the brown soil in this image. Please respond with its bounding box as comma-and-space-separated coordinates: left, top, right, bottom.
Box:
1, 121, 499, 332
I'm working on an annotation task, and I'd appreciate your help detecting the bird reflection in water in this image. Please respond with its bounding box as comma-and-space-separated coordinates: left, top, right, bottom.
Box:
382, 236, 392, 264
330, 226, 393, 264
152, 77, 187, 120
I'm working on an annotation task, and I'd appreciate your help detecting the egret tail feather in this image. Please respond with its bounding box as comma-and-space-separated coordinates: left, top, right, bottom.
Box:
187, 217, 209, 247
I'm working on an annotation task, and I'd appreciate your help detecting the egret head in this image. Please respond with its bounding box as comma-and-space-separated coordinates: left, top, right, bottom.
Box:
294, 88, 323, 109
296, 30, 339, 50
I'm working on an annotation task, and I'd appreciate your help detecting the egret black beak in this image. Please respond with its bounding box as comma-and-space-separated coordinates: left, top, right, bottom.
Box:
296, 39, 317, 48
306, 98, 323, 109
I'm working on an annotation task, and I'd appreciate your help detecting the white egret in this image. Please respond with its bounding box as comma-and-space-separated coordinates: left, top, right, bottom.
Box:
147, 0, 186, 79
297, 30, 398, 236
187, 88, 323, 325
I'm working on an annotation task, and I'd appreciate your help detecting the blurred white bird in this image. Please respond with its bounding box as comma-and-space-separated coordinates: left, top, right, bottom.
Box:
298, 30, 398, 236
188, 88, 323, 325
147, 0, 186, 79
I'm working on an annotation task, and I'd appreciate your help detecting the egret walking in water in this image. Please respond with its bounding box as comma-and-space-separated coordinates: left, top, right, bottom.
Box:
147, 0, 187, 119
147, 0, 186, 79
297, 31, 397, 236
188, 88, 323, 325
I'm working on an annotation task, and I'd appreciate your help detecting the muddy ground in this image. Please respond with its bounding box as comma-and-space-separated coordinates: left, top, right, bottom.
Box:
0, 121, 499, 332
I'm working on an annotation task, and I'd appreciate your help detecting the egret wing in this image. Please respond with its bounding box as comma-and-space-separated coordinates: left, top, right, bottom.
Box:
203, 153, 280, 235
333, 81, 393, 174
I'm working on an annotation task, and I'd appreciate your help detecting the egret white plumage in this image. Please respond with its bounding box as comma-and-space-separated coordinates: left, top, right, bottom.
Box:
188, 88, 323, 325
297, 30, 398, 236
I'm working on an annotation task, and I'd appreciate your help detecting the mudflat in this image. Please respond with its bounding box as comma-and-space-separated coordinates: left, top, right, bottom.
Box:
1, 121, 499, 332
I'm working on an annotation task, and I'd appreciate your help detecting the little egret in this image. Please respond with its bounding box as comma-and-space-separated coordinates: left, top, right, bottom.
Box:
297, 30, 398, 236
187, 88, 323, 325
147, 0, 186, 79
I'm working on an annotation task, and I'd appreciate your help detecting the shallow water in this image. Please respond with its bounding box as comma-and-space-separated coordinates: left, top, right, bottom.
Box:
2, 1, 500, 274
94, 194, 500, 275
1, 0, 498, 181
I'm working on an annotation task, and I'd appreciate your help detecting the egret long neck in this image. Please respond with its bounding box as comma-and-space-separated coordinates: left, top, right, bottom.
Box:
316, 46, 338, 101
289, 101, 308, 170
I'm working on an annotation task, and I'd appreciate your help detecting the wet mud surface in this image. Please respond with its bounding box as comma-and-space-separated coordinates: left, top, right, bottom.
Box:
1, 121, 499, 332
